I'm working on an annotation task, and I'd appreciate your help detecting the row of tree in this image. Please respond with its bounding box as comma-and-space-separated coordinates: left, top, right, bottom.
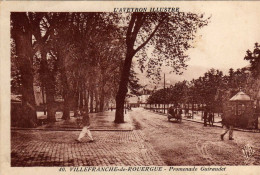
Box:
11, 13, 125, 127
148, 43, 260, 114
11, 12, 209, 127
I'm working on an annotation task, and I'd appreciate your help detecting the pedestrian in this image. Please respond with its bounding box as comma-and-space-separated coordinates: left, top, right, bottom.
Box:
75, 109, 94, 143
178, 108, 183, 122
220, 118, 234, 140
208, 112, 214, 126
185, 108, 189, 116
203, 110, 208, 126
220, 109, 235, 141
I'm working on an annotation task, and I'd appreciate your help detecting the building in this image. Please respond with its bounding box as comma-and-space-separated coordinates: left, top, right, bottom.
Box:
126, 96, 139, 108
137, 88, 154, 107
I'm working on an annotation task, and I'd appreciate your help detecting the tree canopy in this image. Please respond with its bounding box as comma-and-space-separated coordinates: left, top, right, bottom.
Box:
114, 12, 210, 123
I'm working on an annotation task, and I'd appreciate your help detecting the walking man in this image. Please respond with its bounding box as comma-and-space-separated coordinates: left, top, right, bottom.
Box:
203, 109, 208, 126
220, 119, 234, 140
220, 109, 235, 141
76, 109, 94, 143
208, 112, 214, 126
178, 108, 183, 122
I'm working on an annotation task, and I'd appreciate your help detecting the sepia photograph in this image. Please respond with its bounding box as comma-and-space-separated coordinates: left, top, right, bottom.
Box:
1, 1, 260, 174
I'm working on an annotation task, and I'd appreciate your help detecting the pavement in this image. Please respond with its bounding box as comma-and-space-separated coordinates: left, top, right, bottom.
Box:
11, 110, 165, 166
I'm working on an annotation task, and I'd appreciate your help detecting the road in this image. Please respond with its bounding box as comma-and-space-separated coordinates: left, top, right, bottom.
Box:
129, 108, 260, 165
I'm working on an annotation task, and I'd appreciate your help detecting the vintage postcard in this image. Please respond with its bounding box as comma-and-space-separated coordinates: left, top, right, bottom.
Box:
0, 1, 260, 175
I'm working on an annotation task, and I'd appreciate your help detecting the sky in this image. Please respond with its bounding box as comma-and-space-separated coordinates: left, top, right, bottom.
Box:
186, 2, 260, 70
136, 2, 260, 86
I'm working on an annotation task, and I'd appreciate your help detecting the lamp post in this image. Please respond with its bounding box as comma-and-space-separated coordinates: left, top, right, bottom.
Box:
124, 100, 127, 114
110, 100, 113, 111
163, 73, 171, 114
164, 73, 166, 114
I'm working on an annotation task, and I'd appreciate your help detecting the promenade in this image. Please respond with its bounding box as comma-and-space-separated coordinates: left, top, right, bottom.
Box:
11, 108, 260, 166
11, 110, 165, 166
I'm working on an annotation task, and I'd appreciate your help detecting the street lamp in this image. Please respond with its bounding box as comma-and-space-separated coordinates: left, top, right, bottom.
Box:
164, 73, 166, 114
163, 73, 171, 114
110, 100, 113, 111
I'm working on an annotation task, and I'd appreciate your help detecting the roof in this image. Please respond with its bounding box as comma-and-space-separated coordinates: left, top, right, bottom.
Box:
126, 96, 139, 103
229, 91, 251, 102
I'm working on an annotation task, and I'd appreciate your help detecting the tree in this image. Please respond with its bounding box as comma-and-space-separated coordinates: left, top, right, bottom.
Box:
244, 43, 260, 104
11, 13, 42, 127
244, 43, 260, 78
48, 13, 124, 118
33, 13, 59, 122
147, 80, 189, 106
147, 89, 166, 104
128, 68, 143, 96
11, 44, 22, 95
244, 43, 260, 129
115, 12, 209, 123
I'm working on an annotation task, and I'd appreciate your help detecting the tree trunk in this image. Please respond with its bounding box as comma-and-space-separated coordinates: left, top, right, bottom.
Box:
45, 86, 56, 122
73, 82, 80, 117
115, 52, 134, 123
201, 107, 204, 121
85, 90, 89, 112
90, 90, 94, 113
99, 77, 105, 112
42, 86, 47, 115
95, 89, 99, 112
46, 92, 56, 122
20, 61, 37, 127
79, 83, 84, 110
12, 13, 37, 127
62, 94, 70, 120
256, 99, 259, 129
41, 51, 56, 122
115, 13, 163, 123
46, 102, 56, 122
60, 65, 70, 120
82, 89, 89, 121
100, 89, 105, 112
192, 103, 194, 117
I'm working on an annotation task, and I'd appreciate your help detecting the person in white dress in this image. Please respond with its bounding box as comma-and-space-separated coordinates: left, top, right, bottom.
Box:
76, 110, 94, 142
